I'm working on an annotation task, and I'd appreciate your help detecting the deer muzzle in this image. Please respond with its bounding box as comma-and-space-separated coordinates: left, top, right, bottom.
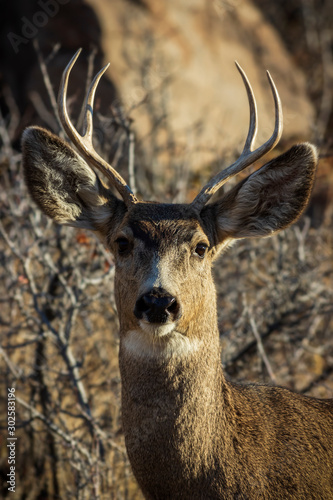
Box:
134, 287, 181, 325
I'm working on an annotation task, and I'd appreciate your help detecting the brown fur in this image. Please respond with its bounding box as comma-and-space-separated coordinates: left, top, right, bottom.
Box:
22, 126, 333, 499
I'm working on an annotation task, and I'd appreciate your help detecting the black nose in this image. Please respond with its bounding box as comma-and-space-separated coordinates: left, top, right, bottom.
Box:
134, 288, 181, 324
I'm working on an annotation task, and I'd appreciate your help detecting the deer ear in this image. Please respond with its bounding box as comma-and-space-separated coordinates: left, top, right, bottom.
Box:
22, 126, 126, 236
205, 143, 317, 242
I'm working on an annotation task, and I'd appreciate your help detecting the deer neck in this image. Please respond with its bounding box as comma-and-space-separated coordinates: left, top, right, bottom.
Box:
118, 297, 227, 489
119, 294, 223, 396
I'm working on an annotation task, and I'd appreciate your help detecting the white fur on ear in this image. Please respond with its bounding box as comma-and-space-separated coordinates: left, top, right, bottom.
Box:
22, 126, 124, 233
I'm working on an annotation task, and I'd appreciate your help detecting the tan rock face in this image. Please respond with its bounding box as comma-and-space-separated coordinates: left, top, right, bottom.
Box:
85, 0, 314, 176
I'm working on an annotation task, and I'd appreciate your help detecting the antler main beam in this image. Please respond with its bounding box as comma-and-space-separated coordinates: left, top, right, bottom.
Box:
58, 49, 138, 206
191, 62, 283, 211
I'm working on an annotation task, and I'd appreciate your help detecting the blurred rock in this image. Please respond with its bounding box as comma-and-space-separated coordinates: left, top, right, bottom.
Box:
86, 0, 315, 171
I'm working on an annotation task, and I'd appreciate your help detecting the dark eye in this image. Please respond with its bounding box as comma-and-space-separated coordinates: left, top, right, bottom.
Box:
194, 243, 208, 258
115, 237, 131, 256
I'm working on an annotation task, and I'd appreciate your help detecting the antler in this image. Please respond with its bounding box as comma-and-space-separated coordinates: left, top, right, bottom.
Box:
58, 49, 138, 206
191, 62, 283, 211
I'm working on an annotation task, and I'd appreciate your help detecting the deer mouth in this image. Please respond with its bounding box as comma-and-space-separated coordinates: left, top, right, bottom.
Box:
137, 320, 176, 338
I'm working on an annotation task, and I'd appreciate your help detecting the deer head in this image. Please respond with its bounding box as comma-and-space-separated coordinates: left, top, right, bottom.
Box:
22, 50, 317, 359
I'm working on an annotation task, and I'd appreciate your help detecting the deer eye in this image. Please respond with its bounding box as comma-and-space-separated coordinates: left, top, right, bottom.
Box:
194, 243, 208, 258
115, 237, 131, 256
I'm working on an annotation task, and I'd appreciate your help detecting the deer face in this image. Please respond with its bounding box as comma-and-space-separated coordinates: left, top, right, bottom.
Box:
110, 203, 215, 344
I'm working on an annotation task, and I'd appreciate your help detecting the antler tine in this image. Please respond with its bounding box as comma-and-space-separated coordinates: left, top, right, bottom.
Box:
82, 62, 110, 141
236, 61, 258, 152
58, 49, 138, 206
191, 63, 283, 211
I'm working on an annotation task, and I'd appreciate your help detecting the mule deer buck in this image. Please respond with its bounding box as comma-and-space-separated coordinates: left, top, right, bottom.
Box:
22, 50, 333, 499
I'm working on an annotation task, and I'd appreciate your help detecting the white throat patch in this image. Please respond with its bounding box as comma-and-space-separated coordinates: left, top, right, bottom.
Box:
122, 326, 201, 360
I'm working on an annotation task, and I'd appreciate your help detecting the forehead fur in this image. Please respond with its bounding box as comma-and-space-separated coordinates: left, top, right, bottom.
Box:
124, 203, 209, 248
